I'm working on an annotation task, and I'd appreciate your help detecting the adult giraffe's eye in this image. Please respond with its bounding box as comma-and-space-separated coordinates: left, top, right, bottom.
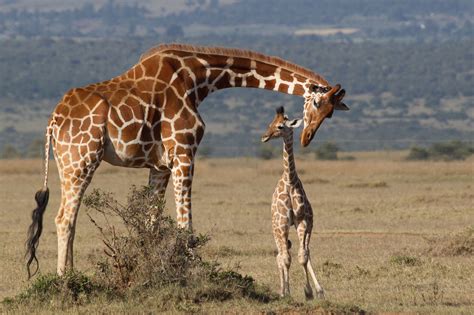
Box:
277, 125, 284, 130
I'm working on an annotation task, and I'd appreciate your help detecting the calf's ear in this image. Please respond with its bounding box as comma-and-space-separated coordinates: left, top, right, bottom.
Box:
285, 119, 303, 128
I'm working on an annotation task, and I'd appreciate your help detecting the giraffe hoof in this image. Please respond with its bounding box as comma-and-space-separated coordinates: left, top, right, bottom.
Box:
304, 286, 314, 300
187, 234, 198, 248
316, 289, 326, 300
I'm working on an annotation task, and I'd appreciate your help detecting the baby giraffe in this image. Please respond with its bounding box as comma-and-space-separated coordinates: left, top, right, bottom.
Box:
261, 106, 325, 299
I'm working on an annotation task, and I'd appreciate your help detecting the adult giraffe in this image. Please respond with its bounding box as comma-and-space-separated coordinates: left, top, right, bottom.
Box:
26, 43, 348, 277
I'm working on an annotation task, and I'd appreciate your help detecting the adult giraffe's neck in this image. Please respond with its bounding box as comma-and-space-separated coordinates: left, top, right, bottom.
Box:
282, 132, 297, 182
185, 54, 311, 105
143, 45, 329, 106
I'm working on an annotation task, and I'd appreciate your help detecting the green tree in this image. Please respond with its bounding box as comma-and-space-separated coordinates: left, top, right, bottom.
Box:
315, 142, 339, 160
406, 146, 430, 160
429, 141, 473, 161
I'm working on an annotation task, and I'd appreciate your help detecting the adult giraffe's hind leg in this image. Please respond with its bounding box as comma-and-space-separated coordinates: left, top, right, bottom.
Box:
55, 159, 101, 275
52, 91, 107, 275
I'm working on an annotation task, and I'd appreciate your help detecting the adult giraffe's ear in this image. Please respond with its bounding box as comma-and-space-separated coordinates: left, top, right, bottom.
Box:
335, 102, 350, 111
334, 89, 349, 111
284, 118, 303, 129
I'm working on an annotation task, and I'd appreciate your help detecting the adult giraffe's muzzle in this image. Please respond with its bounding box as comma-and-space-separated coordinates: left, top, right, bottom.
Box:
300, 119, 323, 147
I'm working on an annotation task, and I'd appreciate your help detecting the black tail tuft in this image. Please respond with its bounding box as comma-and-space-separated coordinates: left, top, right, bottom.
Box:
25, 188, 49, 279
287, 239, 292, 250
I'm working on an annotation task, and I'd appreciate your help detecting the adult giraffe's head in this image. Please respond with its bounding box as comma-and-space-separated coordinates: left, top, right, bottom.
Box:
300, 83, 349, 147
261, 106, 302, 142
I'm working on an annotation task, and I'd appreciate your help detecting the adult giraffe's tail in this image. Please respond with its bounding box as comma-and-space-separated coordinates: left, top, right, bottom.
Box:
25, 119, 53, 279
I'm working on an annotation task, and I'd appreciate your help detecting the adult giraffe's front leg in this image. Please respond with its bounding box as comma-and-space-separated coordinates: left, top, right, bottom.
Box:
171, 154, 195, 231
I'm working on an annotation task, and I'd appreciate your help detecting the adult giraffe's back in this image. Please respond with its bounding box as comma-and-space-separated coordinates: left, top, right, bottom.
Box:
26, 43, 348, 277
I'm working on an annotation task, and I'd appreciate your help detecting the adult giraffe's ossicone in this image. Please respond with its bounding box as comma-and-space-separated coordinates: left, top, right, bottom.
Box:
25, 43, 348, 277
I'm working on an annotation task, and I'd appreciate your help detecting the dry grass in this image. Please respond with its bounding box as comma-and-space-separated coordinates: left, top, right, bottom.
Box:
426, 227, 474, 257
0, 151, 473, 313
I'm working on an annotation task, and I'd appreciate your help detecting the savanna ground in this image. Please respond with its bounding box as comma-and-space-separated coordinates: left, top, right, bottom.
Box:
0, 151, 473, 313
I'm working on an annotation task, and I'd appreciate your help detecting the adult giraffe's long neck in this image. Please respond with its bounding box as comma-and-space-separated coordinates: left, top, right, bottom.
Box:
282, 131, 297, 182
185, 54, 311, 105
140, 44, 329, 106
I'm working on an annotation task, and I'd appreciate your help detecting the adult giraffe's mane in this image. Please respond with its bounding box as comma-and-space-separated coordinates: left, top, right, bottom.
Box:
140, 43, 329, 86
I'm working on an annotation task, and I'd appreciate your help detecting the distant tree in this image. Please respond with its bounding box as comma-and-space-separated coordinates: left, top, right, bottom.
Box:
406, 146, 430, 160
257, 143, 275, 160
1, 144, 21, 159
406, 141, 473, 161
429, 141, 473, 161
315, 142, 339, 160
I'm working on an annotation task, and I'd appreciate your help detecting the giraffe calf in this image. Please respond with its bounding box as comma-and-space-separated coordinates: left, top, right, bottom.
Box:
261, 106, 325, 299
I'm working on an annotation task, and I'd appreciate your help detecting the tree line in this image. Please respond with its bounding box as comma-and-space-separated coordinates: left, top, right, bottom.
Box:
0, 36, 471, 102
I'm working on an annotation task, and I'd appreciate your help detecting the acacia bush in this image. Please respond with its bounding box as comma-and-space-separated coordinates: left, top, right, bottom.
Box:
83, 186, 272, 303
84, 186, 200, 289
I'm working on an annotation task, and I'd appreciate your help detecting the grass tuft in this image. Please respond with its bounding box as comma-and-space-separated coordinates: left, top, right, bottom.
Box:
345, 181, 388, 188
4, 271, 110, 308
389, 254, 422, 267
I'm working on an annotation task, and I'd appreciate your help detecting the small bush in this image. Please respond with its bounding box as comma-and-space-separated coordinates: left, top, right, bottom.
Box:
84, 186, 202, 289
84, 186, 275, 303
315, 142, 339, 160
406, 146, 430, 160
